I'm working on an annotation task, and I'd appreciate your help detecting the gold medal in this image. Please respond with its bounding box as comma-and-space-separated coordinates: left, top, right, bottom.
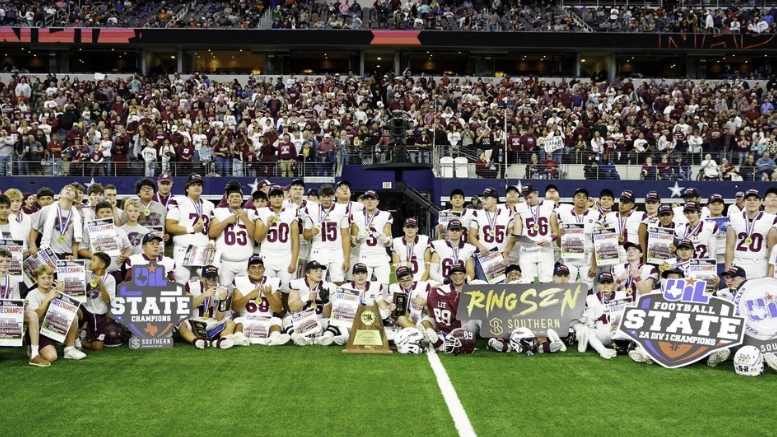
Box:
57, 235, 66, 243
532, 224, 539, 231
745, 237, 753, 245
618, 236, 625, 243
661, 263, 670, 271
143, 209, 151, 216
203, 313, 209, 320
197, 218, 203, 225
488, 230, 495, 237
315, 224, 322, 230
90, 280, 97, 288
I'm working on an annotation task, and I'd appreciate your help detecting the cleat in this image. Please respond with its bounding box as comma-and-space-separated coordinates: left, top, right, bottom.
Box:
707, 349, 730, 368
64, 347, 87, 360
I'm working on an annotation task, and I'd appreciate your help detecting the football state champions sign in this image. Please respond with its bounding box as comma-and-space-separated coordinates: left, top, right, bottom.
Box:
458, 283, 587, 338
619, 279, 745, 369
111, 262, 192, 349
733, 277, 777, 354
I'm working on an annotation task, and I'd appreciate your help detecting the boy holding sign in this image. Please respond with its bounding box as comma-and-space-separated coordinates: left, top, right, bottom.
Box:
0, 249, 51, 366
25, 265, 86, 362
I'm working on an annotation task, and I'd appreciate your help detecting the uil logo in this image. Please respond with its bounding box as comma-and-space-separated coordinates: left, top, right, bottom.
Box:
734, 278, 777, 349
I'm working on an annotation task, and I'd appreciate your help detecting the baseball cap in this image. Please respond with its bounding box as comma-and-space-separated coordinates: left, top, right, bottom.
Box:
620, 190, 635, 203
305, 260, 328, 271
158, 172, 173, 183
623, 241, 643, 253
450, 188, 465, 198
306, 188, 318, 197
248, 255, 264, 266
735, 191, 745, 198
721, 265, 747, 278
708, 194, 725, 204
657, 205, 673, 216
403, 218, 418, 227
395, 265, 412, 278
447, 219, 463, 230
682, 188, 699, 198
545, 184, 559, 194
363, 190, 379, 200
553, 264, 571, 276
520, 185, 537, 196
256, 179, 273, 191
744, 189, 761, 199
185, 173, 204, 187
268, 185, 284, 196
573, 187, 589, 198
676, 238, 695, 250
481, 187, 499, 198
505, 263, 522, 274
224, 180, 243, 195
141, 233, 163, 244
202, 265, 219, 277
597, 272, 614, 283
290, 178, 305, 187
335, 180, 351, 189
449, 261, 466, 275
645, 191, 661, 202
352, 263, 368, 274
661, 267, 685, 278
683, 201, 701, 212
506, 185, 520, 194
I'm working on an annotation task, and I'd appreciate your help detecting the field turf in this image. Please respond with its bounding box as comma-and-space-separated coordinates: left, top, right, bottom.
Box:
1, 340, 775, 437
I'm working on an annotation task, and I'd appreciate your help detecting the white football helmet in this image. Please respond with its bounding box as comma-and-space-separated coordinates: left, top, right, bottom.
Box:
734, 346, 764, 377
395, 328, 424, 354
509, 328, 537, 355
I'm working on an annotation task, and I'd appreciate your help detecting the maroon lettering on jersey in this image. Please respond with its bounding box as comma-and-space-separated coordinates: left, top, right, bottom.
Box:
427, 287, 462, 335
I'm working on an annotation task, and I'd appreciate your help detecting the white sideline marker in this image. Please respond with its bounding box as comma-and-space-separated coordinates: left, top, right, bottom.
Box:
427, 350, 477, 437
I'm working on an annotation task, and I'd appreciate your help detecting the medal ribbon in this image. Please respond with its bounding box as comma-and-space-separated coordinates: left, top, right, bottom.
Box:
683, 220, 702, 239
485, 208, 497, 234
155, 193, 171, 208
140, 199, 153, 213
363, 209, 378, 229
572, 210, 586, 224
744, 211, 762, 241
447, 241, 460, 265
191, 197, 202, 221
57, 204, 72, 237
618, 212, 627, 240
16, 212, 22, 223
405, 236, 415, 265
530, 203, 540, 227
318, 204, 335, 225
310, 282, 321, 309
1, 276, 10, 299
253, 277, 267, 304
625, 263, 641, 290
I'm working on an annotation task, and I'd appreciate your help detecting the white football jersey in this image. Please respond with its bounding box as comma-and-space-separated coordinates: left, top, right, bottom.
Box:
342, 281, 385, 305
557, 208, 604, 253
288, 278, 337, 318
728, 212, 777, 260
303, 203, 349, 250
212, 207, 257, 262
351, 209, 393, 257
386, 280, 432, 325
392, 235, 432, 281
257, 206, 299, 256
167, 195, 214, 248
470, 206, 513, 252
430, 240, 477, 278
674, 220, 719, 260
233, 275, 282, 318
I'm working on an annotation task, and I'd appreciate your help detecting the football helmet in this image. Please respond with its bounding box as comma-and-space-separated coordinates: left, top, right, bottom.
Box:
734, 346, 764, 377
103, 322, 125, 347
395, 328, 425, 354
562, 328, 578, 347
442, 328, 476, 355
509, 328, 537, 355
612, 339, 636, 356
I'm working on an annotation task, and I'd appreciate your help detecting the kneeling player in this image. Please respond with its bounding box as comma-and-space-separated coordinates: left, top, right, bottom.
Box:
26, 266, 87, 362
80, 252, 119, 351
285, 261, 336, 346
231, 255, 290, 346
178, 265, 236, 349
421, 262, 478, 347
573, 272, 626, 360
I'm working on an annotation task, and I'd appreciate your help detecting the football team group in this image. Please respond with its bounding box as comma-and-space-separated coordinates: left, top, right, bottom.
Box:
1, 172, 776, 375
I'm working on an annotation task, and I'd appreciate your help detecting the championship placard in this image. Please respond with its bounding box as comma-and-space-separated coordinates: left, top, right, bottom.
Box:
342, 305, 392, 354
41, 293, 81, 343
0, 239, 24, 276
242, 315, 272, 343
87, 218, 120, 257
22, 248, 58, 287
329, 287, 361, 328
593, 228, 619, 267
687, 259, 718, 290
56, 260, 87, 300
457, 283, 587, 338
392, 292, 408, 318
291, 308, 319, 336
182, 245, 220, 267
475, 250, 505, 284
647, 226, 674, 265
0, 299, 25, 347
560, 224, 585, 260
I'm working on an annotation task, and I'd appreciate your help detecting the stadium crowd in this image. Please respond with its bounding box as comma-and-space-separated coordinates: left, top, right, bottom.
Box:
3, 72, 777, 180
3, 173, 777, 370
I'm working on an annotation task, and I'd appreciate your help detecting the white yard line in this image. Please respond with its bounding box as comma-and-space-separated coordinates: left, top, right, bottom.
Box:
427, 350, 477, 437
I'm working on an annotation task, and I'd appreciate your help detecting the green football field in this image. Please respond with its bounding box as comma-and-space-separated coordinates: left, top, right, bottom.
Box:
1, 341, 775, 437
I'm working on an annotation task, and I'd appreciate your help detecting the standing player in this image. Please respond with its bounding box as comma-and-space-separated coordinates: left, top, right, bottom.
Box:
350, 190, 393, 285
77, 201, 133, 283
120, 199, 149, 255
556, 188, 603, 289
470, 187, 514, 280
391, 218, 432, 282
154, 172, 175, 209
209, 180, 256, 286
705, 194, 730, 274
30, 184, 83, 260
303, 184, 350, 284
254, 185, 300, 289
231, 255, 290, 346
675, 201, 719, 261
435, 188, 475, 244
429, 219, 477, 282
178, 265, 236, 349
605, 190, 647, 263
165, 173, 215, 283
725, 189, 777, 279
504, 185, 558, 283
284, 179, 312, 268
332, 181, 363, 279
134, 178, 167, 229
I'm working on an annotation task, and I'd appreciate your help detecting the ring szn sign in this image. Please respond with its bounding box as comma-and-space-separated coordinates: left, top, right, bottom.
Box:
111, 262, 192, 349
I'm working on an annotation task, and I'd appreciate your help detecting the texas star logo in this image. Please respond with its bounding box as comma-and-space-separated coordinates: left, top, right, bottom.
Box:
618, 279, 745, 368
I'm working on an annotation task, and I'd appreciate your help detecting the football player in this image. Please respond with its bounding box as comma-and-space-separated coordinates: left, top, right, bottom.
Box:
435, 188, 475, 244
556, 187, 603, 289
470, 188, 513, 278
285, 261, 336, 346
504, 263, 528, 284
383, 265, 432, 335
3, 189, 32, 253
421, 262, 478, 345
552, 264, 572, 284
303, 184, 350, 284
254, 185, 300, 290
133, 178, 167, 229
332, 181, 363, 280
725, 189, 777, 279
660, 238, 697, 280
675, 201, 719, 261
643, 205, 677, 267
124, 233, 176, 283
165, 173, 215, 283
504, 185, 558, 283
77, 201, 133, 283
349, 190, 393, 285
25, 265, 87, 361
637, 191, 662, 262
605, 190, 647, 264
429, 219, 476, 282
611, 242, 657, 296
80, 252, 119, 351
284, 179, 312, 267
231, 255, 290, 346
717, 265, 747, 300
178, 265, 236, 349
391, 218, 432, 282
154, 172, 175, 209
705, 194, 730, 275
209, 180, 256, 286
572, 272, 624, 360
0, 249, 50, 366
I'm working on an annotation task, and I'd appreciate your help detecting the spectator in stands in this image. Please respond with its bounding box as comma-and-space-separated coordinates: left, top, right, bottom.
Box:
670, 155, 691, 181
657, 154, 673, 180
756, 151, 777, 181
720, 157, 739, 181
598, 155, 620, 180
740, 154, 758, 182
700, 154, 719, 180
475, 152, 497, 178
641, 156, 657, 180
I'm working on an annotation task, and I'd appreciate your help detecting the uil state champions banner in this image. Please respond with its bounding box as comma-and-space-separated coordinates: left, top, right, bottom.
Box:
457, 283, 588, 338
